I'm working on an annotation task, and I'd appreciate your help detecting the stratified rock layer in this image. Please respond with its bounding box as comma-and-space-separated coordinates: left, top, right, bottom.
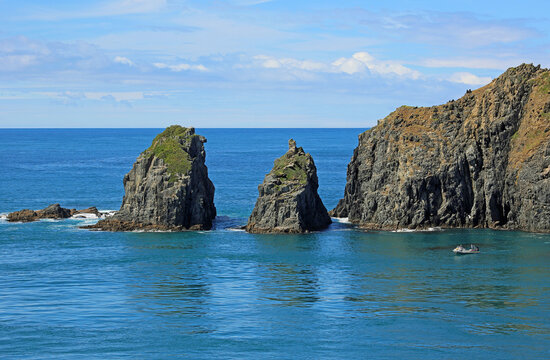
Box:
332, 64, 550, 232
246, 139, 331, 233
89, 125, 216, 231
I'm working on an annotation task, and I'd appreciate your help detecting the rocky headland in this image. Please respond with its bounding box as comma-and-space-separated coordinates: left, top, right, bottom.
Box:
332, 64, 550, 232
7, 204, 102, 222
85, 125, 216, 231
246, 139, 331, 233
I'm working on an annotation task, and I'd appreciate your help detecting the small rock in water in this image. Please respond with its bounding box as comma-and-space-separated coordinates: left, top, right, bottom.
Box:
8, 203, 98, 222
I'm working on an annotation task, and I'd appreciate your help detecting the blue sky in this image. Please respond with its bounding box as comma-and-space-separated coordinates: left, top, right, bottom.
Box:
0, 0, 549, 128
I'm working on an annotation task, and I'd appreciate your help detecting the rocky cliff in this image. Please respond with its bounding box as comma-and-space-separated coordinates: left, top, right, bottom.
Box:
332, 64, 550, 232
88, 125, 216, 231
246, 139, 331, 233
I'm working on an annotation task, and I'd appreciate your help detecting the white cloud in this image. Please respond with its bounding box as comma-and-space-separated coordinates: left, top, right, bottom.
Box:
85, 91, 144, 101
420, 58, 520, 70
448, 72, 492, 86
31, 0, 167, 20
0, 54, 38, 71
253, 55, 327, 71
253, 52, 421, 80
357, 11, 538, 48
99, 0, 167, 15
153, 62, 208, 72
228, 0, 273, 5
47, 91, 145, 102
0, 36, 52, 71
114, 56, 134, 66
332, 52, 421, 79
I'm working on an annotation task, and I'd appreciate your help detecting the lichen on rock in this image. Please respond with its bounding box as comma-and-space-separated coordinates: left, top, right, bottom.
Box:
246, 139, 331, 233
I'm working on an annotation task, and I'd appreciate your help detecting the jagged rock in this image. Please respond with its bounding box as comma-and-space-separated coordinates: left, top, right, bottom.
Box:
7, 209, 40, 222
72, 207, 101, 217
8, 203, 88, 222
246, 139, 331, 233
86, 125, 216, 231
332, 64, 550, 232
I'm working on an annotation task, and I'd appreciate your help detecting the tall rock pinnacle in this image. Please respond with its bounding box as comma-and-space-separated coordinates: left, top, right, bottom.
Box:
246, 139, 331, 233
87, 125, 216, 231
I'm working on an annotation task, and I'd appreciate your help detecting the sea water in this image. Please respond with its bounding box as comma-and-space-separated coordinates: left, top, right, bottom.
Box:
0, 129, 548, 359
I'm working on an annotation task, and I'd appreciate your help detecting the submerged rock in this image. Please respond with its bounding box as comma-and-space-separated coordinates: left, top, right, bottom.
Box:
86, 125, 216, 231
8, 203, 97, 222
246, 139, 331, 233
332, 64, 550, 232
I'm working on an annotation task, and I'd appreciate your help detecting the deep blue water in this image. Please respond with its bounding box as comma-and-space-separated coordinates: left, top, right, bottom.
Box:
0, 129, 549, 359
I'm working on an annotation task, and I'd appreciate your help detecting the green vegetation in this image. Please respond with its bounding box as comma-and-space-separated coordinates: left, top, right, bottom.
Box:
272, 152, 309, 186
537, 72, 550, 94
144, 125, 195, 181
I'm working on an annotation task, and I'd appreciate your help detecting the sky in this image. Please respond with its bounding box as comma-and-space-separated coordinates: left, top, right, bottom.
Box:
0, 0, 549, 128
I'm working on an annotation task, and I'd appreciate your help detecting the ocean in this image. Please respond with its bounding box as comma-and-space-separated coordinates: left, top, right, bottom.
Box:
0, 129, 549, 359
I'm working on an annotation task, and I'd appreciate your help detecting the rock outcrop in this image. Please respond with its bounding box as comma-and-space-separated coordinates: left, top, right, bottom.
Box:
8, 204, 100, 222
87, 125, 216, 231
332, 64, 550, 232
246, 139, 331, 233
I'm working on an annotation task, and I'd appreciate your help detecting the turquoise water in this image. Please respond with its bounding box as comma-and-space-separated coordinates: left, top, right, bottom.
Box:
0, 129, 549, 359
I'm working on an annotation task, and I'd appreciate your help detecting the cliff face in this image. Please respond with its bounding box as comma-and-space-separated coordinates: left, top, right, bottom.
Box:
90, 125, 216, 231
246, 139, 331, 233
332, 64, 550, 232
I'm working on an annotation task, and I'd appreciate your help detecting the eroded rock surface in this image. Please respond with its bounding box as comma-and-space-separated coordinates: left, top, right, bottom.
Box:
86, 125, 216, 231
8, 204, 99, 222
246, 139, 331, 233
332, 64, 550, 232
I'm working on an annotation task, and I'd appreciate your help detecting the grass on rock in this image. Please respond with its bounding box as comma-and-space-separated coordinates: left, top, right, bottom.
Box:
144, 125, 196, 181
272, 151, 308, 185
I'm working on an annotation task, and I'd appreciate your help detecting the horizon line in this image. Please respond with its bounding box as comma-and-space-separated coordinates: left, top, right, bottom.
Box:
0, 127, 370, 130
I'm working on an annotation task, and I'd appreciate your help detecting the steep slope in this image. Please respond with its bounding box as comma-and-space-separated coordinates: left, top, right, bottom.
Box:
332, 64, 550, 232
88, 125, 216, 231
246, 139, 331, 233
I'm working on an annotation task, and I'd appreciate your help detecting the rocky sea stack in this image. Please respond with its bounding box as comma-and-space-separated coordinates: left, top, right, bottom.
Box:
332, 64, 550, 232
246, 139, 331, 233
87, 125, 216, 231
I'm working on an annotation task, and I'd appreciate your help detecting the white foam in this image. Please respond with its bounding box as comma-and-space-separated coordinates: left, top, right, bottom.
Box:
393, 227, 443, 233
71, 213, 99, 220
393, 228, 417, 233
227, 228, 246, 232
71, 210, 117, 221
99, 210, 117, 218
427, 227, 443, 232
332, 217, 351, 224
